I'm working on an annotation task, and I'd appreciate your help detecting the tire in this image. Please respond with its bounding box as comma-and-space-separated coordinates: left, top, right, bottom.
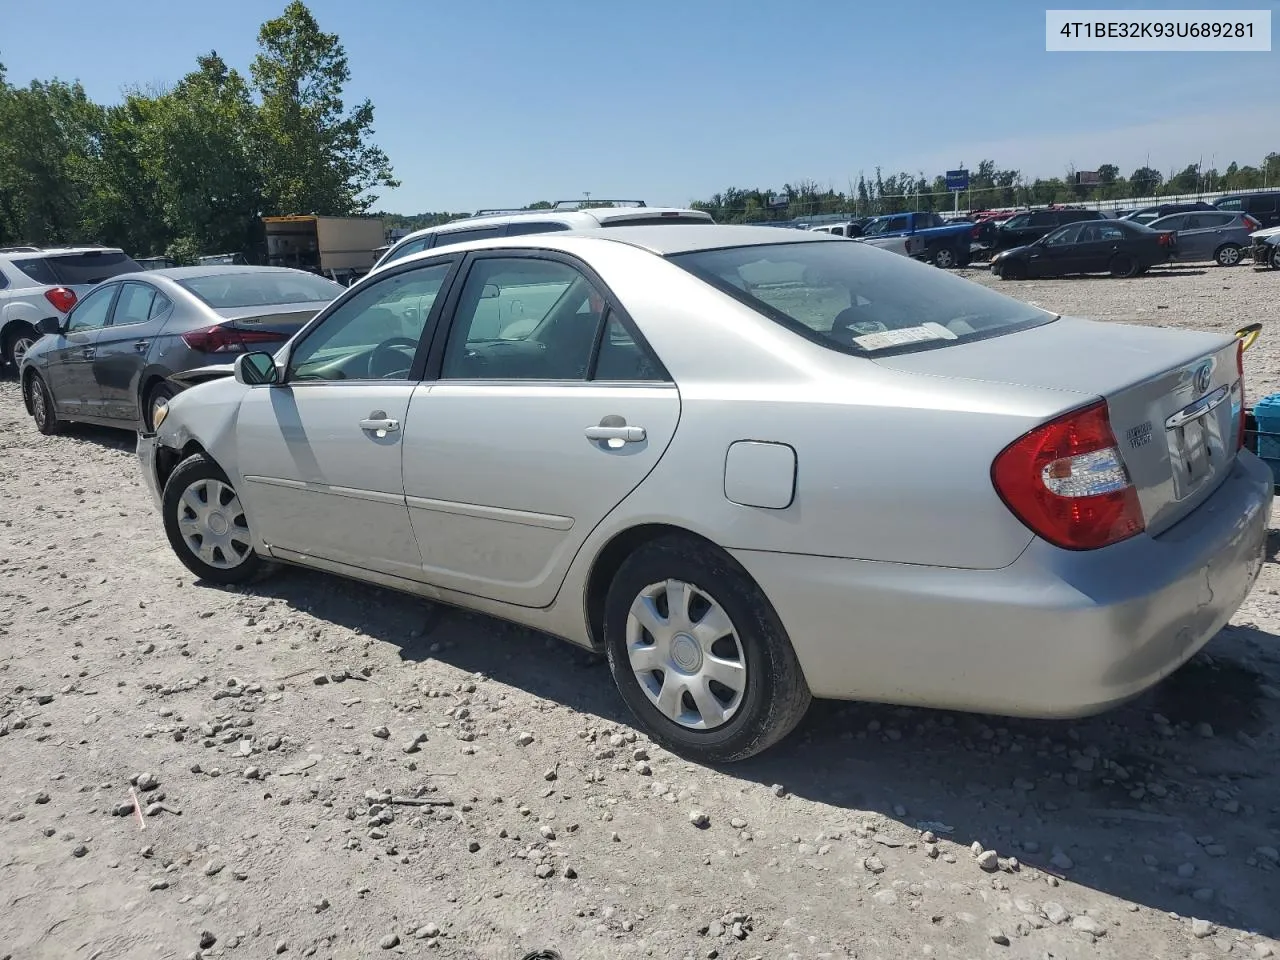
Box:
1271, 246, 1280, 270
26, 372, 62, 435
1001, 259, 1027, 281
1109, 254, 1139, 278
3, 323, 38, 370
931, 245, 958, 269
1215, 243, 1243, 267
161, 453, 273, 585
143, 381, 176, 432
602, 534, 811, 763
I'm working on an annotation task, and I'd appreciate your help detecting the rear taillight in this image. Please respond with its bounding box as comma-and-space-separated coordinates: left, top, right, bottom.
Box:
1157, 232, 1176, 247
991, 400, 1145, 551
44, 287, 77, 313
1236, 339, 1246, 451
181, 324, 288, 354
1243, 215, 1261, 231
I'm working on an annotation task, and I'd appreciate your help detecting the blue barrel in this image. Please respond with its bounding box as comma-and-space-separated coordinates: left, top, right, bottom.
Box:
1253, 392, 1280, 464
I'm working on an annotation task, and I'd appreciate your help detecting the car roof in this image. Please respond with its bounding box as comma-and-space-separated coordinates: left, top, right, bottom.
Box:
2, 246, 126, 259
391, 207, 710, 244
122, 265, 322, 282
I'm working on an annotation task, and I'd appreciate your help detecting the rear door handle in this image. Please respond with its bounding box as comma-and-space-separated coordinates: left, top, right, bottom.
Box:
82, 348, 95, 360
134, 339, 150, 353
585, 424, 646, 443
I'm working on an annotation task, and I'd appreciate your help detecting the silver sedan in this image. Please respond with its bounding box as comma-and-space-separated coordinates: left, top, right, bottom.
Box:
136, 226, 1273, 762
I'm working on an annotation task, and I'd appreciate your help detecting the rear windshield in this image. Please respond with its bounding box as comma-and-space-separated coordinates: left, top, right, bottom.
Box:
178, 271, 344, 308
47, 251, 141, 285
670, 240, 1055, 356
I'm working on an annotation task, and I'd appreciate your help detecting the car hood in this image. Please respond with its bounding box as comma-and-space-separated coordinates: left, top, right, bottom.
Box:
1252, 225, 1280, 241
991, 244, 1035, 259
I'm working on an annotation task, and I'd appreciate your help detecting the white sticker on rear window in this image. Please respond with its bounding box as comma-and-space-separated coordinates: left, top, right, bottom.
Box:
852, 325, 948, 351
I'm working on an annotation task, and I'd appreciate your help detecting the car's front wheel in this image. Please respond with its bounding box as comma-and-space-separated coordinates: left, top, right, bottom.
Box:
26, 372, 62, 435
1000, 259, 1027, 280
162, 453, 272, 585
603, 535, 811, 763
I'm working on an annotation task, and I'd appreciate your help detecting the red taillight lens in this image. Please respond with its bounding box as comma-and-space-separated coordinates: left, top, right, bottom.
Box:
991, 400, 1145, 551
1243, 215, 1261, 231
1236, 339, 1246, 451
1157, 232, 1175, 247
44, 286, 77, 313
180, 324, 288, 354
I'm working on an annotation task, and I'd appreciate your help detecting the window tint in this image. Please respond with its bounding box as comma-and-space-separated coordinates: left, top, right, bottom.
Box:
149, 292, 173, 319
1204, 213, 1234, 227
1002, 214, 1030, 229
671, 241, 1053, 357
887, 215, 910, 231
593, 313, 667, 382
442, 257, 605, 381
47, 251, 141, 285
0, 269, 7, 290
65, 284, 117, 333
1250, 195, 1278, 213
288, 262, 453, 382
1045, 223, 1084, 246
1029, 212, 1056, 227
1152, 215, 1186, 231
179, 271, 343, 308
431, 226, 502, 250
383, 237, 430, 264
13, 258, 58, 286
1217, 198, 1243, 212
505, 221, 572, 237
1098, 224, 1127, 241
861, 218, 890, 236
112, 282, 157, 326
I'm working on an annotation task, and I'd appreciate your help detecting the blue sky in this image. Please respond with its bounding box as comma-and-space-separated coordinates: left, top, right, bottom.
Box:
2, 0, 1277, 212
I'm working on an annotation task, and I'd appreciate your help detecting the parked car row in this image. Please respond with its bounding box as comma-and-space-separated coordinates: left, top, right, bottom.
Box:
8, 220, 1271, 763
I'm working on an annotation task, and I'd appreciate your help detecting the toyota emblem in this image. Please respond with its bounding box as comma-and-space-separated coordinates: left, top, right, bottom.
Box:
1193, 360, 1213, 395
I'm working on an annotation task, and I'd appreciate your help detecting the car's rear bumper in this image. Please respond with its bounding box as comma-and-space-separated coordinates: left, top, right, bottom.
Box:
731, 450, 1273, 717
136, 431, 163, 511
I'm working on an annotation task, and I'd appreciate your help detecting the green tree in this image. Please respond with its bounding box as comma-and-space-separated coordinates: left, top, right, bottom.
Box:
1129, 166, 1162, 196
251, 1, 398, 216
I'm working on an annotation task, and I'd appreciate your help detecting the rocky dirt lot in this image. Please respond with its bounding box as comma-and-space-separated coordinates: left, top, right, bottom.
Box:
3, 261, 1280, 960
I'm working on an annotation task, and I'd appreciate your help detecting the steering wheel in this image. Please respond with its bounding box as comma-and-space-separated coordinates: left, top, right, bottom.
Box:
368, 337, 419, 379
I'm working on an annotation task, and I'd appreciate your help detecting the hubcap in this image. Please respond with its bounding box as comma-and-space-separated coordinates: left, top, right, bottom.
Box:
175, 478, 252, 569
30, 380, 47, 426
935, 250, 954, 268
1221, 247, 1240, 265
625, 579, 747, 731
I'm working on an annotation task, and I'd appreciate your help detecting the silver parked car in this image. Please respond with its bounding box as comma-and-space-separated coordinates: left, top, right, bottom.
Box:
136, 226, 1272, 762
20, 266, 344, 433
1146, 210, 1262, 266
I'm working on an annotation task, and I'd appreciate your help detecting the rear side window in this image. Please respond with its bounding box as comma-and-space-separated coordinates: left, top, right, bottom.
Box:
1216, 198, 1243, 212
111, 282, 157, 326
431, 227, 502, 249
672, 241, 1054, 357
1205, 213, 1235, 227
1249, 195, 1278, 214
1029, 212, 1056, 227
46, 251, 141, 285
383, 237, 430, 265
505, 221, 571, 237
13, 258, 58, 285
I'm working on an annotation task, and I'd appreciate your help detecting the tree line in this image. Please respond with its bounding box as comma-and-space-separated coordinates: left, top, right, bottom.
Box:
688, 155, 1280, 223
0, 1, 395, 261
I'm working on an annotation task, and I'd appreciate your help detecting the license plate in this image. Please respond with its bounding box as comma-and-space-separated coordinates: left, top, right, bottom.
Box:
1179, 417, 1210, 482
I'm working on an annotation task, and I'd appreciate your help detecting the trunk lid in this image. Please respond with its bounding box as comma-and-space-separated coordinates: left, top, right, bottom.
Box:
872, 316, 1243, 538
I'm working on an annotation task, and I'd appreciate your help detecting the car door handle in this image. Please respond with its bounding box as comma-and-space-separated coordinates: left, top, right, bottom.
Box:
81, 348, 95, 360
359, 417, 400, 434
585, 424, 646, 443
134, 339, 150, 352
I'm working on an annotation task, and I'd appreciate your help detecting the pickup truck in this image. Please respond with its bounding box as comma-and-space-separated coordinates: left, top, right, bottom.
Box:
809, 224, 925, 259
858, 212, 975, 268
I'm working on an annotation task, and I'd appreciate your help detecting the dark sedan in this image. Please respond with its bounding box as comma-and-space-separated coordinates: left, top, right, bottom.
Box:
19, 266, 344, 434
991, 219, 1175, 280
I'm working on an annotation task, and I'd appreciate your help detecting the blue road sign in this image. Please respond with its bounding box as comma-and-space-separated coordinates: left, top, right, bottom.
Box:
945, 169, 970, 191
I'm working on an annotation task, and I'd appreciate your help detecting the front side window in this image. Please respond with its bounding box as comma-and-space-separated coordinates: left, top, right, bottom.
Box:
287, 261, 453, 382
111, 282, 157, 326
1045, 223, 1084, 246
671, 241, 1054, 357
1002, 214, 1030, 229
65, 284, 118, 333
442, 257, 606, 381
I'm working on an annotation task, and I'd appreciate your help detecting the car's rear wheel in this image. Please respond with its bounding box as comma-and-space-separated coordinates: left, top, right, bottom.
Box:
1215, 243, 1243, 267
26, 373, 62, 435
931, 245, 958, 269
162, 453, 272, 585
144, 381, 176, 432
1271, 246, 1280, 270
3, 323, 38, 370
1109, 254, 1139, 278
602, 534, 811, 763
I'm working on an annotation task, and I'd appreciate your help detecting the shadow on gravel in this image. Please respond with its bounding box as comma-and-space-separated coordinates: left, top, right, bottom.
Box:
221, 565, 1280, 940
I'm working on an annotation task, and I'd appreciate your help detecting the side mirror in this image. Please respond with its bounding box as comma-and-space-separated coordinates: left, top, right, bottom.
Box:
36, 316, 62, 336
234, 351, 280, 386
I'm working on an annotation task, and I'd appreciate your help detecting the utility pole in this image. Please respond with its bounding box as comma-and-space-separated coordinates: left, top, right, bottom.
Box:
583, 191, 591, 208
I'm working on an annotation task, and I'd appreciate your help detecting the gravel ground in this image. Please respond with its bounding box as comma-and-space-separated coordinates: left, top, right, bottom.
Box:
3, 261, 1280, 960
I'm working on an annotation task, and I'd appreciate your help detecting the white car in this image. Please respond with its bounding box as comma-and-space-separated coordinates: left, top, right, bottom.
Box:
137, 225, 1270, 763
0, 246, 144, 368
371, 201, 714, 273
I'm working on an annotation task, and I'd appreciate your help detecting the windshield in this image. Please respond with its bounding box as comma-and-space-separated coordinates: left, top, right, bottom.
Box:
670, 240, 1055, 356
179, 271, 344, 308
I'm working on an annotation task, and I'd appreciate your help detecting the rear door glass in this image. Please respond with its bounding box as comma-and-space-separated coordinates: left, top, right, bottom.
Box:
13, 258, 58, 285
